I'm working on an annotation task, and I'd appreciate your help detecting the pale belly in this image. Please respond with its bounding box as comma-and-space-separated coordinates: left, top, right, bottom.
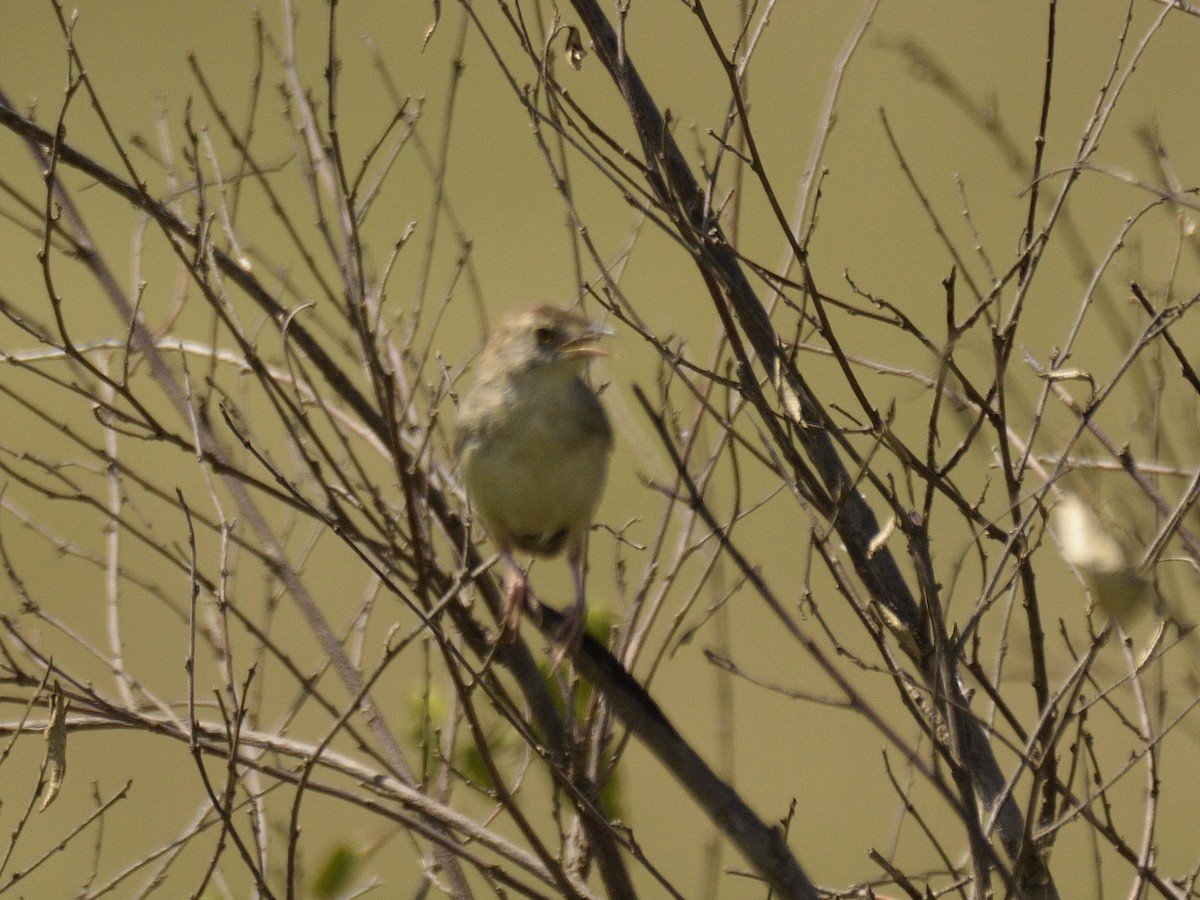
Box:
463, 408, 610, 556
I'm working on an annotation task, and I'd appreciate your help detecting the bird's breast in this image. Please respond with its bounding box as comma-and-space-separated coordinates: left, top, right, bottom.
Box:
460, 377, 611, 556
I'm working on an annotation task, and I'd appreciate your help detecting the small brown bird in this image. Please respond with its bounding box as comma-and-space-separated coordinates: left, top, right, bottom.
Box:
455, 306, 613, 658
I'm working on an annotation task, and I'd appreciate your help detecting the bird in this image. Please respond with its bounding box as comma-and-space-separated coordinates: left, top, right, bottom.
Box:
1053, 494, 1150, 628
455, 305, 613, 659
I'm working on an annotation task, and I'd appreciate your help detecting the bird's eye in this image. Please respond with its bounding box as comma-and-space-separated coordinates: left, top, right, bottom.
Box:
534, 326, 557, 347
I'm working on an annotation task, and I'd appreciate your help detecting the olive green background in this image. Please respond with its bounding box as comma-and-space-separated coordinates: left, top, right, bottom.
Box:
1, 2, 1198, 897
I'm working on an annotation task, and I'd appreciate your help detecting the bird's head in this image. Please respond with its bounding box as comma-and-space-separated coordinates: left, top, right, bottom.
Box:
482, 305, 612, 380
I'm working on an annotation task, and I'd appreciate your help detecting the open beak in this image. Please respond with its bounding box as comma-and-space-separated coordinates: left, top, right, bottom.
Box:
561, 322, 614, 359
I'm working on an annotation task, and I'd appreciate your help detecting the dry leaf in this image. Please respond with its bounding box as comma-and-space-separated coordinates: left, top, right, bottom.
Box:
1053, 494, 1152, 629
41, 682, 68, 811
565, 27, 587, 70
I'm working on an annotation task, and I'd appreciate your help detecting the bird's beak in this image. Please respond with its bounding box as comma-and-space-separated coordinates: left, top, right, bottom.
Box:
561, 322, 614, 359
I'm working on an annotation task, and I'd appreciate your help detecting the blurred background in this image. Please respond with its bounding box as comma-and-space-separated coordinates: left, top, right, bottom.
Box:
1, 1, 1199, 897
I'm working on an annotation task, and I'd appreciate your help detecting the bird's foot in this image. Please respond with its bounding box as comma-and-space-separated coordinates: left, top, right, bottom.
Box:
501, 573, 533, 643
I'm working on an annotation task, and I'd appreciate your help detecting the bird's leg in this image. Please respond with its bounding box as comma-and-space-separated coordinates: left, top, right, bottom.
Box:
552, 543, 589, 664
500, 549, 530, 642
